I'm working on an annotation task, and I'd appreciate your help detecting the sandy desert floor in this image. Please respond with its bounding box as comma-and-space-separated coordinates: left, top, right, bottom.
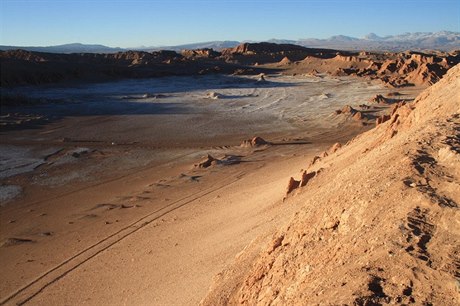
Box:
0, 74, 423, 305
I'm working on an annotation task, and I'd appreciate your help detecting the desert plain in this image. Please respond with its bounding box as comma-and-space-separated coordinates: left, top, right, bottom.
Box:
1, 44, 459, 305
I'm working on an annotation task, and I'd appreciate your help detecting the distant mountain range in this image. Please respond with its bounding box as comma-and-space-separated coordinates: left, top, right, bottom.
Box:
148, 41, 240, 52
295, 31, 460, 51
0, 43, 125, 54
1, 31, 458, 54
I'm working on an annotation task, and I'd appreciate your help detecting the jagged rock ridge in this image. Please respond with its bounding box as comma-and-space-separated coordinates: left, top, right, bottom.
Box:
1, 44, 459, 88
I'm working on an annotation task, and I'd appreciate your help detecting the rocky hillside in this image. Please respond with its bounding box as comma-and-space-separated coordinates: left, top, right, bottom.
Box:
202, 65, 460, 305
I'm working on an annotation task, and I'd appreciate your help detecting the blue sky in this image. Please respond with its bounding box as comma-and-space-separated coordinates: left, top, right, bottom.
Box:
1, 0, 459, 47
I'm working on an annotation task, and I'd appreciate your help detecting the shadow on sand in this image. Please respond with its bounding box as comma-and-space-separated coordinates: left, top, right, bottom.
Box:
1, 74, 298, 132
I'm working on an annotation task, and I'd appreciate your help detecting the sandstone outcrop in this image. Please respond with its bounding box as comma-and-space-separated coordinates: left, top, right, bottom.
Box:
285, 177, 300, 195
195, 154, 218, 168
279, 48, 459, 88
278, 56, 292, 65
370, 94, 389, 104
241, 136, 270, 147
336, 105, 357, 115
194, 154, 242, 169
285, 170, 317, 197
300, 171, 316, 187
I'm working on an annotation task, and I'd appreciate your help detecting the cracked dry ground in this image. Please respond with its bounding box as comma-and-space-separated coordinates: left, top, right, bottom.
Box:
202, 65, 460, 305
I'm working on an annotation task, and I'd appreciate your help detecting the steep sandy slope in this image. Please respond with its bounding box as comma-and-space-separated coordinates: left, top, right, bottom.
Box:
203, 65, 460, 305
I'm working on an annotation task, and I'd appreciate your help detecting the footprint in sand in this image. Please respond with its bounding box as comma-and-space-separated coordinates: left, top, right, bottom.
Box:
79, 213, 99, 220
39, 231, 53, 237
89, 203, 119, 211
133, 196, 150, 201
120, 204, 134, 209
179, 173, 202, 182
117, 195, 151, 202
1, 238, 36, 247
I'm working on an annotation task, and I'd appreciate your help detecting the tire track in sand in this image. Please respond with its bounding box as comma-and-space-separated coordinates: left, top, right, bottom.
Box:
0, 172, 245, 305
